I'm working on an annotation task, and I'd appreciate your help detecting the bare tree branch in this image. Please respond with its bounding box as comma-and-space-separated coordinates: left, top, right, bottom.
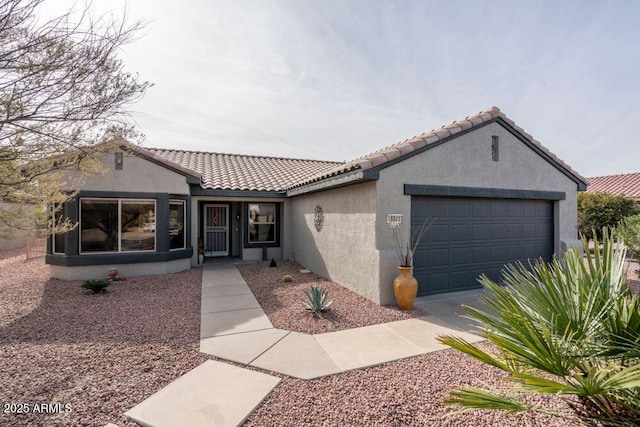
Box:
0, 0, 151, 234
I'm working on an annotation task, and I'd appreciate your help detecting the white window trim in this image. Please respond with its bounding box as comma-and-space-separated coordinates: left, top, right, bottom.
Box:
79, 198, 156, 254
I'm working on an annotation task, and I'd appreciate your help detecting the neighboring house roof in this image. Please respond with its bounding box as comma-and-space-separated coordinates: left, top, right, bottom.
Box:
143, 106, 587, 193
587, 173, 640, 201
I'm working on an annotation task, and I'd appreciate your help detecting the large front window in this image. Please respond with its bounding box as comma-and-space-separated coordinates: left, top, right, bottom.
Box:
248, 203, 276, 243
80, 198, 156, 253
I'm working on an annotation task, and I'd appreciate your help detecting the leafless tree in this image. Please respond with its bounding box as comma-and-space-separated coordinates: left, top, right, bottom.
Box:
0, 0, 150, 235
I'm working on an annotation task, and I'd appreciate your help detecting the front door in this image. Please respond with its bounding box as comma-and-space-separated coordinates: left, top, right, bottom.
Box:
204, 204, 229, 256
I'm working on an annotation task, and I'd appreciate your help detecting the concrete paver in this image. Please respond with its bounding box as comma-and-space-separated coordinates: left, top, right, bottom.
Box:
201, 283, 252, 298
201, 293, 261, 314
414, 289, 484, 333
314, 324, 423, 371
250, 332, 342, 379
125, 360, 280, 427
383, 316, 483, 353
200, 329, 289, 364
200, 308, 273, 338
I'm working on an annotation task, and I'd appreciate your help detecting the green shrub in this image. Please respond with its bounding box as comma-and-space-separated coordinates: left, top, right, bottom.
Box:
283, 275, 293, 283
616, 214, 640, 260
439, 230, 640, 426
302, 285, 333, 318
578, 192, 639, 239
81, 279, 111, 294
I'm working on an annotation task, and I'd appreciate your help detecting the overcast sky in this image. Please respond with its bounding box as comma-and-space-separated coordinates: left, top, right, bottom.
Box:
43, 0, 640, 177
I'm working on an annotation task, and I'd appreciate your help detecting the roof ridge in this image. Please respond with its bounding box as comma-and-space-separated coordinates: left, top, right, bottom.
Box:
147, 147, 343, 165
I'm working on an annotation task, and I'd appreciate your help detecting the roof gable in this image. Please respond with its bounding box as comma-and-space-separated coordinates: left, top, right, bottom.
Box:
587, 173, 640, 201
289, 107, 587, 191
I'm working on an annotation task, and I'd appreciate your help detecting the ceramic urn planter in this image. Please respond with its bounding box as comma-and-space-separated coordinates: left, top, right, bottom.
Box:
393, 266, 418, 310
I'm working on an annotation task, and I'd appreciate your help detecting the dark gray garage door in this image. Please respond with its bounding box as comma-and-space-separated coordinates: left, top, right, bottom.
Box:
412, 197, 553, 296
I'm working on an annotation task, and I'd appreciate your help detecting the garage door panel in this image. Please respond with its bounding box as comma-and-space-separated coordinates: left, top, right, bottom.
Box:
506, 223, 522, 238
471, 224, 487, 240
451, 200, 469, 218
429, 248, 449, 267
523, 223, 537, 237
489, 246, 504, 261
507, 203, 522, 217
452, 224, 469, 241
506, 244, 523, 261
430, 224, 449, 243
412, 197, 552, 296
472, 201, 488, 217
470, 247, 486, 263
490, 224, 505, 239
450, 248, 469, 265
489, 201, 506, 218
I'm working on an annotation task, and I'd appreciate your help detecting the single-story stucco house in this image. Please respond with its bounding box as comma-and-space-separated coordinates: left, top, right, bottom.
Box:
47, 107, 587, 305
587, 172, 640, 206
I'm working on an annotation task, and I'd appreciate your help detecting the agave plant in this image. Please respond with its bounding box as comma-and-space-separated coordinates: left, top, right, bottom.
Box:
302, 285, 333, 318
438, 229, 640, 426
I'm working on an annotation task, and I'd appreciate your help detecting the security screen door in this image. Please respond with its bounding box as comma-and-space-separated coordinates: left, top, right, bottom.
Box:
204, 204, 229, 256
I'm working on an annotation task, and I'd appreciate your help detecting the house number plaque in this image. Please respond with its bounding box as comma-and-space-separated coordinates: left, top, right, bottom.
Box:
387, 214, 402, 229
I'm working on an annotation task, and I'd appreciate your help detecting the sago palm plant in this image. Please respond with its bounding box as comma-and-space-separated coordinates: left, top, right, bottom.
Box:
438, 230, 640, 426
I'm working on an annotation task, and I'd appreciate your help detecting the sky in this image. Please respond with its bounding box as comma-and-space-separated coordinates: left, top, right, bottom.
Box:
40, 0, 640, 177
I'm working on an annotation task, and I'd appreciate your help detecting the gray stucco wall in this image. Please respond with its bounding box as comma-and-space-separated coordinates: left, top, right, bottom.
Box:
374, 121, 580, 304
289, 182, 379, 302
74, 151, 191, 194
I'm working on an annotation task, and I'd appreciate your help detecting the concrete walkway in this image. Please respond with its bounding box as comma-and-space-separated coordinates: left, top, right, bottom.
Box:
198, 258, 483, 379
125, 259, 484, 427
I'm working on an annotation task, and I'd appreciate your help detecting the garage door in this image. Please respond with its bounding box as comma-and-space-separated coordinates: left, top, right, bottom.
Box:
412, 197, 553, 296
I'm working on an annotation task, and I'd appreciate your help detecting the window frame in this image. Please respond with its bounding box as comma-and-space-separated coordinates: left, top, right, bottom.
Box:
169, 199, 186, 250
79, 197, 157, 254
244, 202, 280, 248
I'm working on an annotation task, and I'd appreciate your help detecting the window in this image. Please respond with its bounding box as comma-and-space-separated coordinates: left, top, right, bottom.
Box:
80, 198, 155, 253
169, 200, 186, 250
248, 203, 276, 243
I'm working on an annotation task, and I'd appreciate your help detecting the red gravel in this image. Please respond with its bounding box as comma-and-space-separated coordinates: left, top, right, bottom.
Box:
1, 251, 580, 426
236, 261, 425, 334
0, 250, 209, 427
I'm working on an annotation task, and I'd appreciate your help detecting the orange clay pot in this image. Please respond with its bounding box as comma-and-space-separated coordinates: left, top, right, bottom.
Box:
393, 266, 418, 310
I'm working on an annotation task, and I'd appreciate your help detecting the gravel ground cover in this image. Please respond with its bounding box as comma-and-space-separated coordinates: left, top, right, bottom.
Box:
0, 250, 597, 426
236, 261, 425, 334
0, 249, 209, 427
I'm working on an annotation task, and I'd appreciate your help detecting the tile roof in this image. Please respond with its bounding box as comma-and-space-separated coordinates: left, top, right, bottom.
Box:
587, 173, 640, 201
142, 106, 586, 193
146, 149, 341, 192
289, 106, 587, 189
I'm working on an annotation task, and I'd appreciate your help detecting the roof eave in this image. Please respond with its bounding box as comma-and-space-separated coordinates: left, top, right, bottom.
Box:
286, 169, 378, 197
